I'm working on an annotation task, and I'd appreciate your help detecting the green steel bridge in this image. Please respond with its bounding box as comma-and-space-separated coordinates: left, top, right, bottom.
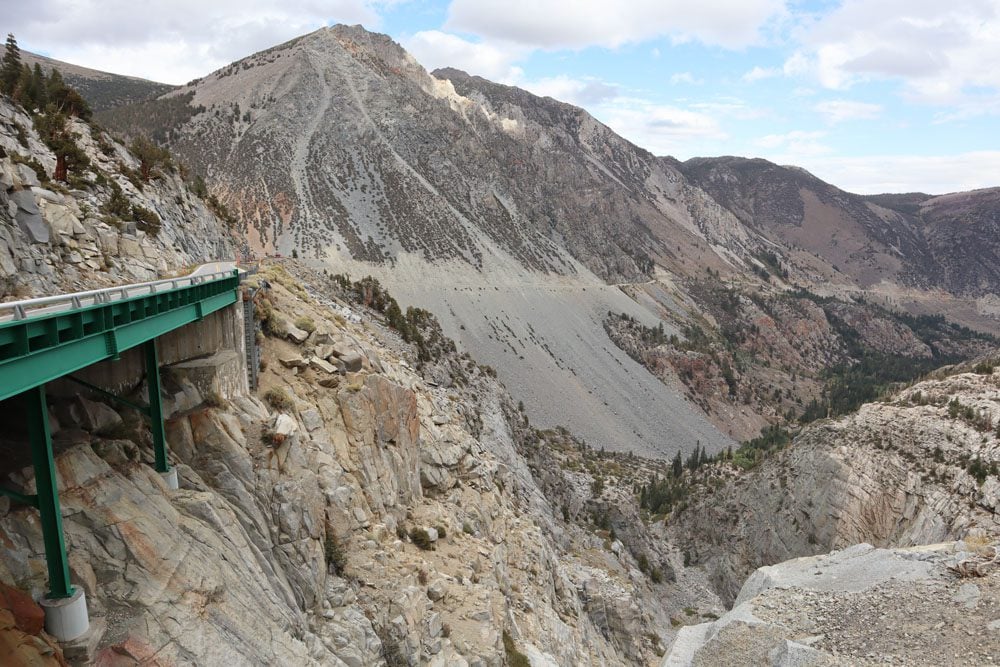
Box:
0, 264, 243, 607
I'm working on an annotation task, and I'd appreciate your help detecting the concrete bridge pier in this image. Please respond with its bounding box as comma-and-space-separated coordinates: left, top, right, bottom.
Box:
24, 384, 91, 642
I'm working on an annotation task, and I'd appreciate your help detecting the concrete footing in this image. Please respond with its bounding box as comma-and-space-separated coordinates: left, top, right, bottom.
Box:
61, 616, 106, 664
39, 587, 89, 641
160, 467, 179, 490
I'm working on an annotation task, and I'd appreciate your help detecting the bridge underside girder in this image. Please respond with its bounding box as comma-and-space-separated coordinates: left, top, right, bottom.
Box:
0, 274, 239, 403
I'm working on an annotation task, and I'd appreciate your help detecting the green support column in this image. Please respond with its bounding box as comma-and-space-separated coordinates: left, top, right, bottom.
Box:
25, 385, 75, 599
144, 339, 169, 474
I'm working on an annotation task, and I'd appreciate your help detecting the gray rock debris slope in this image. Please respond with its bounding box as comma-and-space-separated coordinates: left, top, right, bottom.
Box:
663, 542, 1000, 666
298, 258, 731, 458
0, 97, 232, 298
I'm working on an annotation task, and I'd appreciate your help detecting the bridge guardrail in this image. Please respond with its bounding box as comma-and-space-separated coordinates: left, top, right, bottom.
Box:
0, 269, 235, 323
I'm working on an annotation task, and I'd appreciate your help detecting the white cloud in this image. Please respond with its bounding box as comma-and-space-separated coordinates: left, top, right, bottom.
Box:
446, 0, 788, 50
754, 130, 830, 155
6, 0, 384, 84
784, 1, 1000, 105
594, 98, 726, 155
742, 66, 779, 82
692, 97, 766, 120
404, 30, 527, 82
813, 99, 882, 123
670, 72, 702, 85
521, 76, 620, 105
791, 151, 1000, 195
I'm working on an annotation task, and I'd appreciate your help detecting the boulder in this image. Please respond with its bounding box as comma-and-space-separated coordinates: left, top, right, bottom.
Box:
14, 163, 40, 188
427, 581, 447, 603
96, 229, 119, 255
310, 357, 336, 374
313, 328, 338, 345
286, 325, 310, 344
10, 190, 48, 244
0, 161, 15, 189
29, 187, 63, 204
331, 342, 356, 359
119, 235, 142, 258
274, 413, 298, 437
339, 351, 364, 373
0, 238, 17, 275
68, 397, 123, 434
300, 409, 323, 432
0, 582, 45, 635
278, 354, 307, 369
314, 344, 335, 360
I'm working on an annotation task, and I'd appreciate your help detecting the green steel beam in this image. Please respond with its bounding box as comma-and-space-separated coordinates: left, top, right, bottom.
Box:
64, 375, 150, 415
0, 486, 38, 506
25, 385, 74, 599
144, 340, 169, 473
0, 274, 239, 403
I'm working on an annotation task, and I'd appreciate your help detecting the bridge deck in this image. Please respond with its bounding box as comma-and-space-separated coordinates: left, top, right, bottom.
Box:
0, 270, 240, 402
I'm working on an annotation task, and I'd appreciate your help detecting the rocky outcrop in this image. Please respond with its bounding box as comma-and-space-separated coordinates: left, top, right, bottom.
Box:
663, 541, 1000, 666
1, 263, 701, 665
0, 97, 232, 299
668, 365, 1000, 603
0, 581, 63, 666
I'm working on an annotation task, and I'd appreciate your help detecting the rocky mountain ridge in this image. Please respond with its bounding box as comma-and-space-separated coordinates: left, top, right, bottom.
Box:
0, 32, 998, 666
21, 51, 174, 112
88, 24, 999, 455
678, 156, 1000, 298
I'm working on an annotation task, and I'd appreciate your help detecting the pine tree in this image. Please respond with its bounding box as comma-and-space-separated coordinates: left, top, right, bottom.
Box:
686, 443, 700, 471
671, 451, 683, 478
13, 64, 30, 106
34, 106, 90, 181
130, 135, 172, 181
30, 63, 45, 104
0, 33, 22, 94
45, 68, 90, 119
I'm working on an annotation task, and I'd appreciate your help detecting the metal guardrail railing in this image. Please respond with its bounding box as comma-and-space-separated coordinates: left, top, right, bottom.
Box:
0, 269, 235, 323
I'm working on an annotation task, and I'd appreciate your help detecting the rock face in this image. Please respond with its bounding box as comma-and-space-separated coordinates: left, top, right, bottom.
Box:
0, 581, 61, 666
668, 364, 1000, 603
663, 542, 1000, 666
21, 49, 174, 112
0, 97, 233, 299
679, 156, 1000, 298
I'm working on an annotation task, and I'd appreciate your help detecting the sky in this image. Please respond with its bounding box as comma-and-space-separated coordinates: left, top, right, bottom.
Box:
5, 0, 1000, 194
